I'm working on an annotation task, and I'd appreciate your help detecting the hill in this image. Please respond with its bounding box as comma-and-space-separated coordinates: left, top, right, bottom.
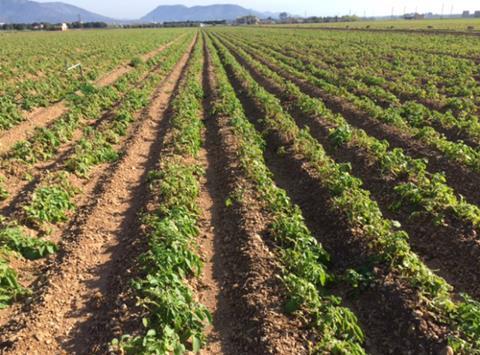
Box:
0, 0, 114, 23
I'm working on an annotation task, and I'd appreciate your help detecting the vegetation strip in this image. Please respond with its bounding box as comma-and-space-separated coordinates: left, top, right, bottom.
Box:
0, 32, 198, 355
214, 30, 480, 212
214, 32, 480, 299
2, 24, 480, 354
113, 36, 212, 354
0, 34, 193, 222
242, 32, 480, 148
0, 29, 187, 132
2, 34, 191, 168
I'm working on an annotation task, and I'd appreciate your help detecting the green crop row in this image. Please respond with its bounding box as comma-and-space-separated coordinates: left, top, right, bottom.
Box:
209, 32, 480, 353
0, 34, 195, 310
223, 29, 480, 174
4, 34, 192, 168
228, 28, 480, 117
250, 35, 480, 145
0, 29, 189, 131
113, 36, 211, 354
65, 37, 191, 177
216, 33, 480, 231
206, 34, 366, 353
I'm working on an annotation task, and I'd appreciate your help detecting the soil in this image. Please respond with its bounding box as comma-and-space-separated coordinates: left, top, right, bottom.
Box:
0, 102, 66, 156
95, 34, 184, 88
197, 40, 309, 354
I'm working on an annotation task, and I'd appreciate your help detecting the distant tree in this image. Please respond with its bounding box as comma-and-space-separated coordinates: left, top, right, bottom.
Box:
279, 12, 289, 21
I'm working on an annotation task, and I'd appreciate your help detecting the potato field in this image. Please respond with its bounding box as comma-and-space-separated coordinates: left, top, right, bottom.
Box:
1, 25, 480, 354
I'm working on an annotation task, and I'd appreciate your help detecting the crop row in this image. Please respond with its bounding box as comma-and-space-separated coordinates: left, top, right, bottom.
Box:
264, 40, 480, 146
270, 31, 480, 108
0, 34, 195, 309
208, 30, 480, 352
1, 35, 189, 171
113, 35, 210, 354
0, 29, 189, 131
288, 19, 480, 35
205, 34, 367, 353
222, 29, 480, 182
216, 32, 480, 233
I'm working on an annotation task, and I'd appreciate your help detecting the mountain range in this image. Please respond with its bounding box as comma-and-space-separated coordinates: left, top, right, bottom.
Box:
142, 5, 275, 22
0, 0, 277, 24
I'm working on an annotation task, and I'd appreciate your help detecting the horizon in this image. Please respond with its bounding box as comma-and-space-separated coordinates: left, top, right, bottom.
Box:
32, 0, 480, 20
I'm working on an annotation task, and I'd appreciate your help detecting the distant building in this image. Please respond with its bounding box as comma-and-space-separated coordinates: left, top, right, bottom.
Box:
475, 11, 480, 18
462, 11, 470, 18
404, 13, 425, 20
61, 23, 68, 31
32, 23, 45, 30
260, 18, 276, 25
236, 16, 260, 25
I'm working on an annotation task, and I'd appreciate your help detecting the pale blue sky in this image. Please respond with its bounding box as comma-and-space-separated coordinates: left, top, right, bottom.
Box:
36, 0, 480, 19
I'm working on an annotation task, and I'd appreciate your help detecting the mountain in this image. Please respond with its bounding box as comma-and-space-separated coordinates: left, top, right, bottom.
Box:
0, 0, 114, 23
141, 4, 276, 23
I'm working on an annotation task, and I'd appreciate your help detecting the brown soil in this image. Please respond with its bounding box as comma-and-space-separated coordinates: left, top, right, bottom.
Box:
140, 37, 183, 62
0, 37, 196, 355
95, 34, 183, 88
93, 66, 131, 88
193, 49, 223, 353
195, 146, 224, 354
0, 102, 66, 156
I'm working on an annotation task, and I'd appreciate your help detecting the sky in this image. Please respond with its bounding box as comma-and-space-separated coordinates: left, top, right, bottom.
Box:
35, 0, 480, 20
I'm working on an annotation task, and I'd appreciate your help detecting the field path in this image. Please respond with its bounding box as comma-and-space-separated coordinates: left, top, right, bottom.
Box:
195, 146, 225, 354
95, 33, 185, 87
0, 37, 195, 355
